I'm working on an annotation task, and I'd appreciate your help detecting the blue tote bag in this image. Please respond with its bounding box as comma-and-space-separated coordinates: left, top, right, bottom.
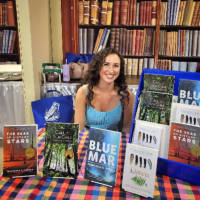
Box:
31, 92, 74, 129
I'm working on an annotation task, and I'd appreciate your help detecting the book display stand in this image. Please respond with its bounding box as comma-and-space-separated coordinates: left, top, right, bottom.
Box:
129, 68, 200, 186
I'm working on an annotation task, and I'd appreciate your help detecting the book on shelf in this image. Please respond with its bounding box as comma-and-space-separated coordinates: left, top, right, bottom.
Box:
83, 0, 90, 25
171, 103, 200, 127
78, 0, 84, 25
79, 28, 83, 54
100, 0, 108, 25
168, 122, 200, 168
120, 0, 129, 25
93, 28, 104, 54
102, 29, 111, 49
85, 127, 121, 187
112, 0, 120, 25
122, 143, 159, 198
177, 79, 200, 106
7, 0, 15, 26
90, 0, 99, 25
43, 123, 79, 178
97, 28, 108, 52
87, 28, 95, 54
3, 124, 38, 178
106, 1, 113, 25
83, 28, 87, 54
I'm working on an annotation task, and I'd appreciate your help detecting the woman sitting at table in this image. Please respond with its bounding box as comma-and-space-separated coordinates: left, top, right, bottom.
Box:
74, 47, 134, 133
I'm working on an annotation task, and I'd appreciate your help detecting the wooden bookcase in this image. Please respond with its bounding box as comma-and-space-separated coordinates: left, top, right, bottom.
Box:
61, 0, 200, 85
0, 0, 20, 64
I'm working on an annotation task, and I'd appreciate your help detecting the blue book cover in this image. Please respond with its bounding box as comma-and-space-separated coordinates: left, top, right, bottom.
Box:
85, 127, 121, 187
178, 79, 200, 106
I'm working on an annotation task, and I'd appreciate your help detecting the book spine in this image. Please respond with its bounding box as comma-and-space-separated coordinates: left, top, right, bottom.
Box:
120, 0, 128, 25
191, 1, 199, 26
83, 0, 90, 25
106, 2, 113, 25
79, 28, 83, 54
78, 0, 84, 25
102, 29, 111, 49
114, 28, 120, 52
98, 28, 108, 52
9, 30, 16, 54
109, 28, 116, 49
7, 1, 15, 26
93, 29, 104, 53
90, 0, 99, 25
112, 0, 120, 25
87, 28, 95, 54
83, 28, 87, 54
151, 1, 157, 26
100, 0, 108, 25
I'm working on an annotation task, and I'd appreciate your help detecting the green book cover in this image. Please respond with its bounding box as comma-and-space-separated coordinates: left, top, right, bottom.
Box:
139, 91, 173, 125
43, 123, 79, 178
143, 74, 175, 94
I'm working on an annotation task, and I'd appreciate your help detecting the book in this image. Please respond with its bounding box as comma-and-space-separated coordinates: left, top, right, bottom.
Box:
120, 0, 128, 25
112, 0, 120, 25
97, 28, 108, 52
143, 73, 175, 94
102, 28, 110, 49
43, 123, 79, 178
171, 103, 200, 127
78, 0, 84, 25
90, 0, 99, 25
138, 91, 173, 125
3, 124, 38, 177
87, 28, 95, 54
85, 127, 121, 187
83, 0, 90, 25
100, 0, 108, 25
122, 143, 159, 198
168, 122, 200, 167
106, 1, 113, 25
177, 79, 200, 106
93, 28, 104, 53
7, 0, 15, 26
132, 120, 162, 152
78, 28, 83, 54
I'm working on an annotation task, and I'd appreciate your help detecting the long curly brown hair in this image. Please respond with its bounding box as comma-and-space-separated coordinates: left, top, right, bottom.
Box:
83, 47, 129, 106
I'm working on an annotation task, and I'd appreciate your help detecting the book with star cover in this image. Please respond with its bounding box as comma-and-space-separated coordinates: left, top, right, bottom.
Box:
85, 127, 121, 187
168, 122, 200, 167
43, 123, 79, 179
3, 124, 38, 177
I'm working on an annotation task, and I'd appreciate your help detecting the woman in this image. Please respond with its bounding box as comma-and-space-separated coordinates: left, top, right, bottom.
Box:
74, 48, 134, 133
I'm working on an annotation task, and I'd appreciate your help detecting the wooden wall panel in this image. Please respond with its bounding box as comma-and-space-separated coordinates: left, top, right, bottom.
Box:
61, 0, 78, 62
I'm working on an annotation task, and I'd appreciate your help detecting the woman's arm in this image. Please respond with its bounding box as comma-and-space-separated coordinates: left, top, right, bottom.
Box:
74, 85, 87, 131
122, 88, 135, 133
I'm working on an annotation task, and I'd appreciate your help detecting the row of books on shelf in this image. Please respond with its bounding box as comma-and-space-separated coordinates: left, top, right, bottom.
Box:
160, 0, 200, 26
0, 1, 15, 26
124, 58, 200, 76
157, 60, 200, 72
159, 30, 200, 57
0, 29, 16, 54
79, 27, 155, 56
79, 0, 157, 26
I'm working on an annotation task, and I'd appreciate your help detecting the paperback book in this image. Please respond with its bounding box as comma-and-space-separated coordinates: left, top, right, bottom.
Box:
168, 122, 200, 167
143, 73, 175, 94
132, 120, 162, 152
43, 123, 79, 178
177, 79, 200, 106
139, 91, 173, 125
85, 127, 121, 187
3, 124, 38, 177
122, 143, 159, 198
171, 103, 200, 127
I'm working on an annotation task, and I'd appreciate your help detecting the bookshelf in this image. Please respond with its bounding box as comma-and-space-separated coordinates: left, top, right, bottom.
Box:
0, 0, 19, 64
61, 0, 200, 84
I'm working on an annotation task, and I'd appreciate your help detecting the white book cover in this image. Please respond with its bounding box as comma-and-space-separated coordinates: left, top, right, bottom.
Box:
171, 103, 200, 127
132, 120, 162, 151
122, 143, 159, 198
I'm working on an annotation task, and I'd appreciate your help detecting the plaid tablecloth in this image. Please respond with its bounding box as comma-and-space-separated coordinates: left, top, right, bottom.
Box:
0, 128, 200, 200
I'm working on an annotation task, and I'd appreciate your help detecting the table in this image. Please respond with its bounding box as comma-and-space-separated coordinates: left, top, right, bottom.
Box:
0, 128, 200, 200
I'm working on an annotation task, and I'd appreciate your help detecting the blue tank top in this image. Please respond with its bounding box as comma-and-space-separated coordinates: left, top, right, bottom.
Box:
84, 85, 123, 131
